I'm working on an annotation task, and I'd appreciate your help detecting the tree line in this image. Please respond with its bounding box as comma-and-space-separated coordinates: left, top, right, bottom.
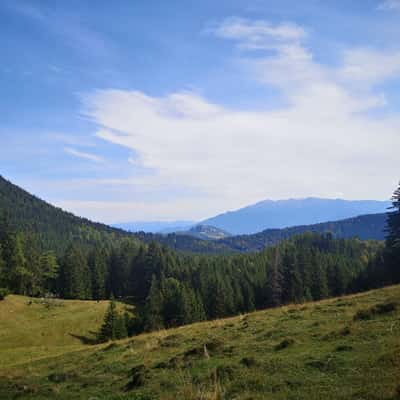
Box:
0, 183, 399, 339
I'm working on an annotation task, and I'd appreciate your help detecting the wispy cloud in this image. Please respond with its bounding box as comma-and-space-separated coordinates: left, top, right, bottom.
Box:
211, 17, 306, 50
74, 17, 399, 219
378, 0, 400, 10
64, 147, 104, 163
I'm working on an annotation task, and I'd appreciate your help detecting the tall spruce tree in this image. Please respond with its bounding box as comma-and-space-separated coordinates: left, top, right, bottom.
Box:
144, 275, 164, 331
268, 246, 283, 306
88, 248, 108, 300
385, 182, 400, 282
39, 251, 59, 295
59, 244, 91, 299
98, 298, 119, 342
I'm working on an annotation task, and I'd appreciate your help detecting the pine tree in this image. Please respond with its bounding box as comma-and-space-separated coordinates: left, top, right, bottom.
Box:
98, 298, 119, 342
59, 244, 91, 299
162, 277, 184, 327
115, 314, 128, 340
0, 244, 6, 288
310, 260, 329, 300
39, 251, 59, 295
144, 275, 164, 331
88, 248, 108, 300
385, 182, 400, 283
268, 246, 283, 306
11, 234, 30, 295
0, 213, 16, 291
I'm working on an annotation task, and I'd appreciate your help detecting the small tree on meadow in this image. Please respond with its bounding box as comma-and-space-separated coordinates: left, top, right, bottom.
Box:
98, 298, 128, 342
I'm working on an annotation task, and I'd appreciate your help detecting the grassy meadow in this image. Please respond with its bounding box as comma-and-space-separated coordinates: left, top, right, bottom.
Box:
0, 286, 399, 400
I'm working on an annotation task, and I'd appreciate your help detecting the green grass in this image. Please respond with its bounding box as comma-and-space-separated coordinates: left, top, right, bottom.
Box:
0, 295, 113, 368
1, 286, 400, 400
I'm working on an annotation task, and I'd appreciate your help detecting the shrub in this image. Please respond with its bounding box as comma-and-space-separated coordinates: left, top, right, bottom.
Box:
0, 288, 10, 300
335, 345, 353, 352
275, 338, 295, 351
240, 357, 257, 367
353, 302, 397, 321
125, 365, 147, 390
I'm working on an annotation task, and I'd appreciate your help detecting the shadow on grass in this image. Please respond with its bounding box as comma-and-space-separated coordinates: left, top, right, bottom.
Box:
69, 331, 98, 345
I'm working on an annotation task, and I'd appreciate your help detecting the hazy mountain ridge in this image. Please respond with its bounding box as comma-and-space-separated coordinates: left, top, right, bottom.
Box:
134, 213, 388, 253
201, 197, 391, 234
0, 175, 389, 255
177, 224, 232, 240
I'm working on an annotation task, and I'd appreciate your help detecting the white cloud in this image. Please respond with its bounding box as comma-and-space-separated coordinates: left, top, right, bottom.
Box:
338, 48, 400, 86
378, 0, 400, 10
80, 18, 400, 220
212, 17, 306, 50
64, 147, 104, 163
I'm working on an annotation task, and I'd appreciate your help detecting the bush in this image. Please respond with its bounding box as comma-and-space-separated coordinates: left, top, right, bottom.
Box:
353, 302, 397, 321
0, 288, 10, 300
240, 357, 257, 367
275, 338, 295, 351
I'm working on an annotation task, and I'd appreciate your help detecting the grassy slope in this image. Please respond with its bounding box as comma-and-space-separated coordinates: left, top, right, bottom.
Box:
0, 286, 399, 400
0, 295, 112, 368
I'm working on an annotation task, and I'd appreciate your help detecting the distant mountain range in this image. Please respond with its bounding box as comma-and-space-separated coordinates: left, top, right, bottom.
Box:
134, 213, 388, 254
200, 198, 391, 235
115, 198, 391, 237
0, 174, 390, 255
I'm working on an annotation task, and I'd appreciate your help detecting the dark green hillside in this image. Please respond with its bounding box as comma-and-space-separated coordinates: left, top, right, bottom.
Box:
217, 213, 387, 253
135, 213, 387, 254
0, 175, 136, 254
0, 175, 387, 256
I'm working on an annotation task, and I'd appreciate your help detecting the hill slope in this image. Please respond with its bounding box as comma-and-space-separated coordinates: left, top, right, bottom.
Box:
178, 224, 232, 240
202, 197, 390, 234
0, 175, 388, 256
136, 213, 387, 254
217, 212, 387, 252
0, 295, 113, 368
0, 175, 136, 254
0, 285, 399, 399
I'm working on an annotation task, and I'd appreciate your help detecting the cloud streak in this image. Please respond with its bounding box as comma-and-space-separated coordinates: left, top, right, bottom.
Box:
64, 147, 104, 163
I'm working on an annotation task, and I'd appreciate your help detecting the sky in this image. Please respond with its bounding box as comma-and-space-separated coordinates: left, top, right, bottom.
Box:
1, 0, 400, 223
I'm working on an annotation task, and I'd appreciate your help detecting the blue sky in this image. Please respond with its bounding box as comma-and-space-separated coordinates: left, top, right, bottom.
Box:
1, 0, 400, 223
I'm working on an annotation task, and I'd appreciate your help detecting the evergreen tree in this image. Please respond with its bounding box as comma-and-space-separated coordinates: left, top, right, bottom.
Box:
0, 244, 5, 288
115, 313, 128, 340
98, 298, 119, 342
11, 233, 30, 295
59, 244, 91, 299
268, 246, 283, 306
39, 251, 59, 295
310, 260, 329, 300
144, 275, 164, 331
163, 277, 184, 327
385, 182, 400, 283
88, 248, 108, 300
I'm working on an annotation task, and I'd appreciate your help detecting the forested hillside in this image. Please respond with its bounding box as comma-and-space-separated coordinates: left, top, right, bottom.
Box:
0, 175, 137, 255
0, 176, 399, 338
0, 175, 388, 256
135, 213, 387, 254
217, 213, 387, 252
